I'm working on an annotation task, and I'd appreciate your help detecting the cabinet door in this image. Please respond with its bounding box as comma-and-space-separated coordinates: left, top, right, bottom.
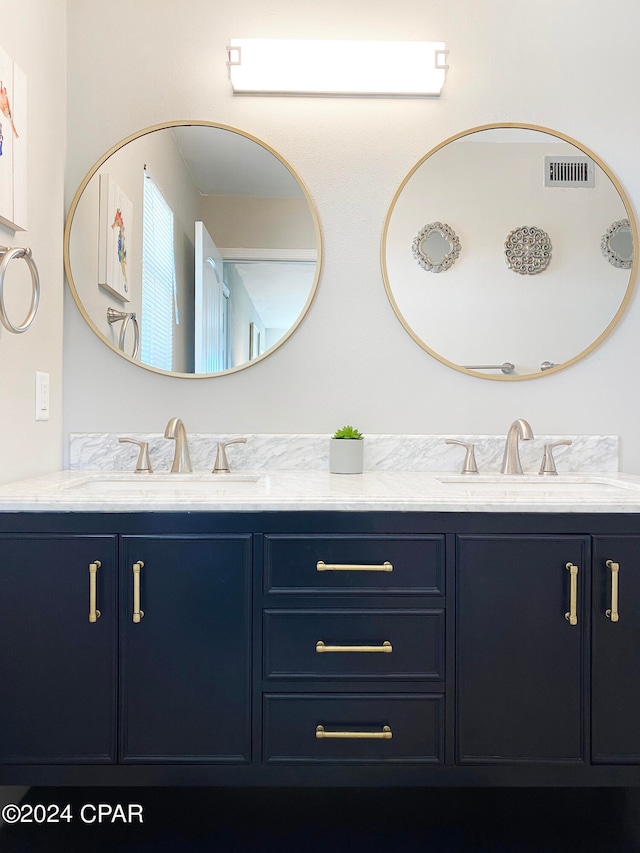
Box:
456, 535, 586, 764
0, 535, 117, 763
120, 535, 252, 763
592, 537, 640, 763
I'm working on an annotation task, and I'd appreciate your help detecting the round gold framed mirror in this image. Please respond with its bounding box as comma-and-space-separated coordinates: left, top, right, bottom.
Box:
381, 123, 637, 380
64, 121, 322, 378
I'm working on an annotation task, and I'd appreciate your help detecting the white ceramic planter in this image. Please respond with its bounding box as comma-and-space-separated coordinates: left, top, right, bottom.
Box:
329, 439, 364, 474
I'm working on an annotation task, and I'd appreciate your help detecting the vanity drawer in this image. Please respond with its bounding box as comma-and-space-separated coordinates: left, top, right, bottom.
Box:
264, 535, 444, 595
263, 694, 444, 763
264, 609, 444, 680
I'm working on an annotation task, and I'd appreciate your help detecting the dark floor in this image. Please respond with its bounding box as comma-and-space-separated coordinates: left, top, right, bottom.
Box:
1, 787, 638, 852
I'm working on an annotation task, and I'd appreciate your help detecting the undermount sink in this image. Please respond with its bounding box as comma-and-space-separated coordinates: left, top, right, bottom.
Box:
435, 476, 639, 494
61, 474, 262, 495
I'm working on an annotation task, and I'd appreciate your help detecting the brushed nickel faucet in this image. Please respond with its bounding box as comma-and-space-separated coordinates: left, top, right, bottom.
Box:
445, 439, 478, 474
501, 418, 534, 475
119, 437, 153, 473
539, 439, 572, 475
212, 438, 247, 473
164, 417, 192, 473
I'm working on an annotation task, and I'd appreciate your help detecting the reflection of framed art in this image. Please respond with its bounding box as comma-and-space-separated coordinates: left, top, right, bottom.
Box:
0, 45, 27, 231
249, 321, 261, 360
98, 173, 132, 302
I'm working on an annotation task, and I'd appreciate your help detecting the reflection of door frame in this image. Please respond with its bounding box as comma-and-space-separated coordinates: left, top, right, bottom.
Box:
220, 247, 317, 363
219, 248, 317, 263
222, 283, 230, 369
195, 221, 225, 373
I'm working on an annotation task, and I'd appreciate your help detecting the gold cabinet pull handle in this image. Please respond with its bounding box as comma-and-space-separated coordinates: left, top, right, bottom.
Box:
88, 561, 101, 623
565, 562, 579, 625
316, 640, 392, 653
132, 561, 144, 623
316, 560, 393, 573
316, 725, 392, 740
605, 560, 620, 622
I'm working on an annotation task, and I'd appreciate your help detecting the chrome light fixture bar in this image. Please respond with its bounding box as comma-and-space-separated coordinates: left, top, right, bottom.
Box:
227, 39, 448, 97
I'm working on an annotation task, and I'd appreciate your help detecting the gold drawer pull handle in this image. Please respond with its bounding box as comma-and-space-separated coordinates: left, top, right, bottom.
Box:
565, 562, 579, 626
606, 560, 620, 622
132, 561, 144, 623
316, 640, 392, 654
88, 561, 101, 623
316, 560, 393, 573
316, 725, 392, 740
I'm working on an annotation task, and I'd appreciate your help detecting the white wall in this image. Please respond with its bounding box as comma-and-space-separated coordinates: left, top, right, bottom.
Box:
64, 0, 640, 472
0, 0, 66, 485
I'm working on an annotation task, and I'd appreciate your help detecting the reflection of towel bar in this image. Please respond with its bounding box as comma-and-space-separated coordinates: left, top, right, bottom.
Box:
107, 307, 139, 358
0, 246, 40, 334
463, 362, 515, 375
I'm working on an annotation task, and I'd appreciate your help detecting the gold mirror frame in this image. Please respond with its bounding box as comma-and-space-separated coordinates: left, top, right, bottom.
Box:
381, 122, 637, 381
64, 120, 323, 379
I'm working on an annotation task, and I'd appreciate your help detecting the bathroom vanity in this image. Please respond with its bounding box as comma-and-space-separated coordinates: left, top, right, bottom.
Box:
1, 468, 640, 786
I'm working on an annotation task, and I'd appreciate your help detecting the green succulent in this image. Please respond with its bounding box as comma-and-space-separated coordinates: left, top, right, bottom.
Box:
332, 425, 364, 440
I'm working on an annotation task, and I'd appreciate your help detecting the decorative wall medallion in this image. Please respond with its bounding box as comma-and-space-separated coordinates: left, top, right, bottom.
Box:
412, 222, 461, 273
601, 219, 633, 269
504, 225, 552, 275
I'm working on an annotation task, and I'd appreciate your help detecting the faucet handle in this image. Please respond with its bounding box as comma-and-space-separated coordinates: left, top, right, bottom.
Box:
119, 437, 153, 473
538, 439, 572, 476
212, 437, 247, 473
445, 439, 479, 474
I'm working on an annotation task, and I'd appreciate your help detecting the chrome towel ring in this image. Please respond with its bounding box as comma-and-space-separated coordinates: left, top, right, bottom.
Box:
107, 307, 139, 358
0, 246, 40, 334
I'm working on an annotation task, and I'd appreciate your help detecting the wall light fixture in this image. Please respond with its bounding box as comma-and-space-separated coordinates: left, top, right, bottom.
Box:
227, 39, 448, 97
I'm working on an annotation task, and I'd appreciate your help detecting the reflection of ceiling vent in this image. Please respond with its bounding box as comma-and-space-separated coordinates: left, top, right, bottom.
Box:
544, 155, 595, 188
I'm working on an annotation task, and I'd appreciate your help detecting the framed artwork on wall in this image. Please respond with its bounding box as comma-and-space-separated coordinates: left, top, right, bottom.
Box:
98, 173, 132, 302
0, 45, 27, 232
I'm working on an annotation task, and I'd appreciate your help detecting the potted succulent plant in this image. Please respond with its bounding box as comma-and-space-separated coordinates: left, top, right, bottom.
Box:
329, 425, 364, 474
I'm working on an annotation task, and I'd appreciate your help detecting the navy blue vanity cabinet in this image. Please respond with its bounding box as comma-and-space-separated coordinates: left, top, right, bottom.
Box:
262, 534, 446, 765
0, 535, 117, 763
592, 537, 640, 763
456, 535, 588, 764
5, 511, 640, 787
119, 535, 252, 763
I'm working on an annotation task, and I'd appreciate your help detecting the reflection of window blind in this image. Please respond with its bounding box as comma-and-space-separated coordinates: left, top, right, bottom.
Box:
141, 170, 175, 370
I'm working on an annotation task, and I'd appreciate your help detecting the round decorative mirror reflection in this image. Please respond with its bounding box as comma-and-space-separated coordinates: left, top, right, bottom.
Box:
64, 121, 322, 377
412, 222, 461, 273
601, 219, 633, 269
382, 123, 637, 380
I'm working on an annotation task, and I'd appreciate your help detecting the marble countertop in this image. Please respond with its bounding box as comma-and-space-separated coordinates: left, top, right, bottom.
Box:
1, 469, 640, 513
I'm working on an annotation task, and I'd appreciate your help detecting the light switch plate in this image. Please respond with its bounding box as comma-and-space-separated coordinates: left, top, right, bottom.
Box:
35, 371, 49, 421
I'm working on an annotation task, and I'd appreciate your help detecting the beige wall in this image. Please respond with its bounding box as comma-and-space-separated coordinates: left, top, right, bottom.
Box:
200, 195, 316, 250
63, 0, 640, 472
0, 0, 66, 485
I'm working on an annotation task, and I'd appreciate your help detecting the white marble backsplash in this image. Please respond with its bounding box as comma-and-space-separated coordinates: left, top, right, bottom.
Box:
70, 433, 619, 474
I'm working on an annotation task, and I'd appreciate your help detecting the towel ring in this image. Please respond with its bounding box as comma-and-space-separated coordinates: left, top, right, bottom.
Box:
0, 246, 40, 334
107, 307, 139, 359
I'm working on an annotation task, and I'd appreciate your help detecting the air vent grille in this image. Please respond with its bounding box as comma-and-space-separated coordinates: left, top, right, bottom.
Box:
544, 155, 595, 188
